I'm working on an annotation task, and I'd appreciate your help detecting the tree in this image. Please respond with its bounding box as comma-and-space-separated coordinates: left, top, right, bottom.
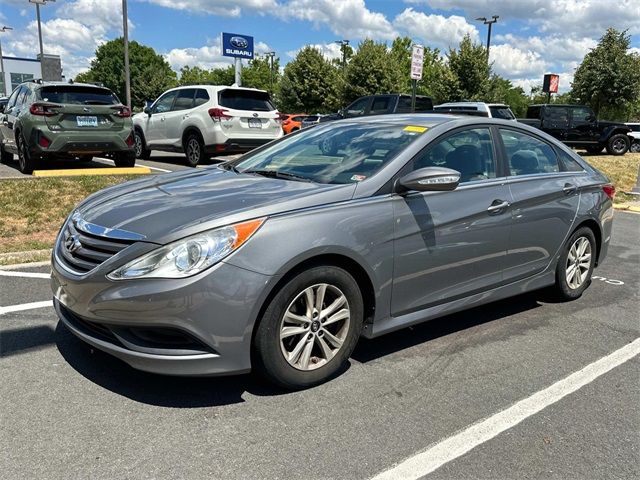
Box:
178, 65, 235, 86
75, 38, 177, 108
278, 46, 341, 113
447, 34, 490, 100
343, 39, 402, 103
571, 28, 640, 119
485, 75, 529, 116
242, 56, 281, 93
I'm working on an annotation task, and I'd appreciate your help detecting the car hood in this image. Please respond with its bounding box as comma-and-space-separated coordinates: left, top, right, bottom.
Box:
76, 167, 356, 244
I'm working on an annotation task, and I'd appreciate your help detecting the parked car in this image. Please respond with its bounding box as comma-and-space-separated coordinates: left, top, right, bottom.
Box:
0, 96, 8, 112
132, 85, 284, 166
625, 122, 640, 153
519, 104, 633, 155
301, 114, 325, 128
281, 113, 307, 134
320, 94, 434, 123
434, 102, 516, 120
0, 81, 135, 174
52, 114, 614, 389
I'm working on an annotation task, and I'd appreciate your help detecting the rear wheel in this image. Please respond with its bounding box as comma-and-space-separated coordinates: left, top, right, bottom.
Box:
17, 133, 38, 174
253, 266, 363, 389
184, 133, 205, 167
606, 134, 630, 155
0, 143, 13, 164
553, 227, 596, 301
114, 152, 135, 168
134, 129, 151, 160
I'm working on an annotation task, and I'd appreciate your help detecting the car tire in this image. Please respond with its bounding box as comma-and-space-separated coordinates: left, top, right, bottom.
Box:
630, 141, 640, 153
184, 133, 205, 167
553, 226, 596, 301
16, 133, 38, 174
585, 145, 603, 154
605, 134, 630, 155
114, 152, 136, 168
253, 265, 363, 389
0, 143, 13, 164
134, 129, 151, 160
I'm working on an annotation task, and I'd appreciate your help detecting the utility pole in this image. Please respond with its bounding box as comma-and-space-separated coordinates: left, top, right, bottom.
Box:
0, 26, 13, 96
476, 15, 499, 62
265, 51, 275, 94
29, 0, 55, 79
334, 39, 349, 75
122, 0, 131, 109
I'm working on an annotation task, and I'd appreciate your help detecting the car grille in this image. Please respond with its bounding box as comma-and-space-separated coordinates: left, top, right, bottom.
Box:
57, 221, 135, 274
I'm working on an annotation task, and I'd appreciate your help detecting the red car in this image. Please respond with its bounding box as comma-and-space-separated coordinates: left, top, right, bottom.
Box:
281, 113, 307, 134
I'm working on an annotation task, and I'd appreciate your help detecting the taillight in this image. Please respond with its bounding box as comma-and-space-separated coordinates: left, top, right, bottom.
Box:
208, 108, 232, 121
111, 105, 131, 118
38, 133, 51, 148
275, 112, 287, 125
30, 103, 61, 116
602, 184, 616, 200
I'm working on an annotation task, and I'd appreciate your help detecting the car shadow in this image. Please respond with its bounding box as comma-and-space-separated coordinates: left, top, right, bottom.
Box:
1, 325, 57, 357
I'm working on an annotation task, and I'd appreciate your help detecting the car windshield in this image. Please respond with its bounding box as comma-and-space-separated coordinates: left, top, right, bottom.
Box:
40, 86, 119, 105
233, 122, 425, 184
489, 106, 515, 119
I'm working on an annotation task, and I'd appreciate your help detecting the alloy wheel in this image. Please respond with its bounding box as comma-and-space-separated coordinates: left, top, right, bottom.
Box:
565, 236, 592, 289
279, 283, 351, 371
611, 137, 626, 154
17, 136, 26, 171
134, 133, 143, 157
187, 138, 200, 164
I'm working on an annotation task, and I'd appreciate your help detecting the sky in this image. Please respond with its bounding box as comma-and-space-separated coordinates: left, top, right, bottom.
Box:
1, 0, 639, 94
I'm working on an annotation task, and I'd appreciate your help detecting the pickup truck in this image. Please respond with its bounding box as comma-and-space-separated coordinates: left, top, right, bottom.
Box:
518, 104, 633, 155
320, 94, 433, 123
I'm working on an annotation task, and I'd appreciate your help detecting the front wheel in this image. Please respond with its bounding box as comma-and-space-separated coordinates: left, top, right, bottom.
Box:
253, 266, 363, 389
134, 129, 151, 160
553, 227, 596, 301
630, 141, 640, 153
606, 134, 630, 155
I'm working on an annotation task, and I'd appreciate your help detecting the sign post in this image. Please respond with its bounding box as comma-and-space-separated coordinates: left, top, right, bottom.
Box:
410, 45, 424, 113
221, 32, 255, 86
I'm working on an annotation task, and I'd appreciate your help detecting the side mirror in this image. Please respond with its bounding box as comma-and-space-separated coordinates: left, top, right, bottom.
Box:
396, 167, 461, 193
143, 106, 151, 115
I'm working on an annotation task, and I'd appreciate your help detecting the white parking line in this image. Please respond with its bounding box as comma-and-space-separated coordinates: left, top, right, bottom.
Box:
371, 337, 640, 480
0, 300, 53, 315
94, 157, 172, 173
0, 270, 51, 279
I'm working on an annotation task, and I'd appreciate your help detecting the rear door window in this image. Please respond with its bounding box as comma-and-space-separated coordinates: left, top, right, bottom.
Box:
370, 96, 391, 114
40, 86, 119, 105
194, 89, 210, 107
543, 107, 569, 128
172, 89, 195, 111
218, 89, 274, 111
570, 107, 593, 127
500, 129, 560, 175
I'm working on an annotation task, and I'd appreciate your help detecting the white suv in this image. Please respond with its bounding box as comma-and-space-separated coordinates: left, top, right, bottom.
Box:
133, 85, 284, 166
434, 102, 516, 120
625, 123, 640, 153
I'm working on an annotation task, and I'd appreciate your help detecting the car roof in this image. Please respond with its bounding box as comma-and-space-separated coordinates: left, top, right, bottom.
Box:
170, 84, 268, 94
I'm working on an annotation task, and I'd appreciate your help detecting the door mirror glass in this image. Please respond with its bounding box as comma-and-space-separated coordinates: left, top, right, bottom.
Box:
397, 167, 460, 193
143, 106, 151, 115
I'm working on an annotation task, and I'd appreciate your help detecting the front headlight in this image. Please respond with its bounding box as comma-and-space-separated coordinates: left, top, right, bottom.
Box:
107, 218, 265, 280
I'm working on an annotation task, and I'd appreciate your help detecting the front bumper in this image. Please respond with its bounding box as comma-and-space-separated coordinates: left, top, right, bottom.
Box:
51, 254, 275, 376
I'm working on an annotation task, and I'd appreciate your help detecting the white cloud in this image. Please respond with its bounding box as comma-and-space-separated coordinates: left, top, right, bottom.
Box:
144, 0, 279, 17
278, 0, 397, 40
286, 42, 343, 60
489, 44, 548, 78
58, 0, 126, 31
164, 39, 274, 71
393, 8, 479, 51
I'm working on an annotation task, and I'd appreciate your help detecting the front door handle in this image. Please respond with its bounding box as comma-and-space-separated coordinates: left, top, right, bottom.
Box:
563, 183, 577, 195
487, 199, 510, 213
160, 116, 165, 122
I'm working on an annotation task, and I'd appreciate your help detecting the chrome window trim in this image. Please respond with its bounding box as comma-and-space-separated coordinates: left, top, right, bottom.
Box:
73, 212, 146, 241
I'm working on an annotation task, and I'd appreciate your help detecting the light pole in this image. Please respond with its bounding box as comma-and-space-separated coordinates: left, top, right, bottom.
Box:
122, 0, 131, 109
334, 39, 349, 74
0, 26, 13, 96
29, 0, 55, 79
476, 15, 499, 62
264, 51, 275, 94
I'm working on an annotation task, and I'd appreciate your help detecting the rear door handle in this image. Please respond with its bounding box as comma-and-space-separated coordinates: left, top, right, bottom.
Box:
487, 199, 510, 213
563, 183, 577, 195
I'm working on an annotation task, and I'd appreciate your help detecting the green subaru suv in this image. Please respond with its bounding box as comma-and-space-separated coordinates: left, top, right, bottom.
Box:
0, 81, 136, 174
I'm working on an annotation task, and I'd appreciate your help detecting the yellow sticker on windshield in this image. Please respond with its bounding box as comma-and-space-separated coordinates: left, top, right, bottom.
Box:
404, 125, 428, 133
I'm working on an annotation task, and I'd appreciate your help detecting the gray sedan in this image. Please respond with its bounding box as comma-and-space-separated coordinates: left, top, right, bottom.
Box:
51, 115, 615, 388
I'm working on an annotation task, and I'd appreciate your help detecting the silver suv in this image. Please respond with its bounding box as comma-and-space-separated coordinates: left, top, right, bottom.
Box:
132, 85, 284, 166
434, 102, 516, 120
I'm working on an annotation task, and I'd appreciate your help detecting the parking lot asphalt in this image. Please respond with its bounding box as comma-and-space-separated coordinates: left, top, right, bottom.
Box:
0, 151, 239, 178
0, 212, 638, 479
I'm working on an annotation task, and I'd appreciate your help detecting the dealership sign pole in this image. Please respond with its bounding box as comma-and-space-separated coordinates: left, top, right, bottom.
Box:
410, 45, 424, 112
221, 32, 255, 87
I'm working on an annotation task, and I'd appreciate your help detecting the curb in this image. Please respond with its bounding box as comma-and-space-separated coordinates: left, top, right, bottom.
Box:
613, 204, 640, 213
0, 260, 51, 270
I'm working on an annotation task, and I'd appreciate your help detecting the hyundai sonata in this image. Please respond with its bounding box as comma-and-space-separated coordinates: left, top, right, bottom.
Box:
51, 115, 614, 388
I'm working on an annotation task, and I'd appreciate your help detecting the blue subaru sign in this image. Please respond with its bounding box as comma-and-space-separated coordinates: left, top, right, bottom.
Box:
221, 32, 254, 59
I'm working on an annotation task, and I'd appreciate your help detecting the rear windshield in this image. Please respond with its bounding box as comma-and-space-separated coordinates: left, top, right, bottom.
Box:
218, 89, 274, 111
489, 106, 515, 119
39, 86, 119, 105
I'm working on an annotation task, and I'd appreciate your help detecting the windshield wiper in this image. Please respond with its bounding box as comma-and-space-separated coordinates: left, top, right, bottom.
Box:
219, 162, 239, 173
243, 169, 313, 182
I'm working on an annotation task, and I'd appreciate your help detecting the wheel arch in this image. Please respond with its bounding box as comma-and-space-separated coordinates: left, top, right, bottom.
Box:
182, 126, 204, 149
